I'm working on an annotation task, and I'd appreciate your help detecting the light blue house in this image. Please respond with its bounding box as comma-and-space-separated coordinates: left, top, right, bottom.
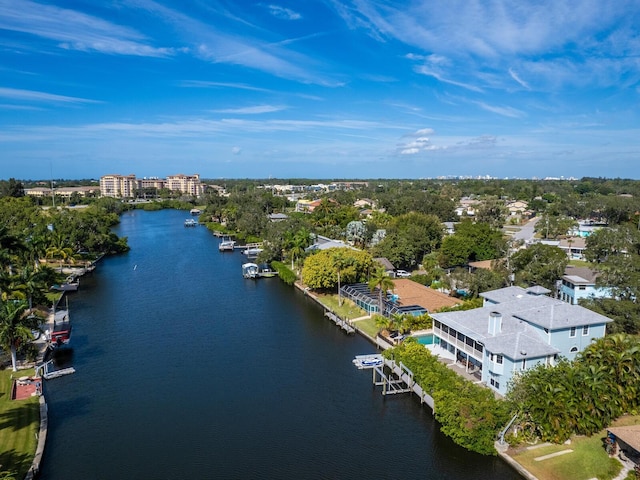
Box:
429, 286, 613, 396
560, 266, 611, 305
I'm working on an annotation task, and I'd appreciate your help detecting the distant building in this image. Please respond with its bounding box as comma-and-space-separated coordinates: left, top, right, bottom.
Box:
99, 174, 202, 198
166, 174, 202, 197
25, 185, 99, 199
100, 174, 137, 198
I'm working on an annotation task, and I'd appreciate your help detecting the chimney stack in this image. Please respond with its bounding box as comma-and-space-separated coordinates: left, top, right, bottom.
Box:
489, 311, 502, 336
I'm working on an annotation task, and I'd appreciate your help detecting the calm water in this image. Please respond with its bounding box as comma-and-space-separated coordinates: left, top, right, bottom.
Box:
39, 209, 520, 479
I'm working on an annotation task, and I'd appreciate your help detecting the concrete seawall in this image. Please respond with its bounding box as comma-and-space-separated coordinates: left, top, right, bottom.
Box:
25, 395, 48, 480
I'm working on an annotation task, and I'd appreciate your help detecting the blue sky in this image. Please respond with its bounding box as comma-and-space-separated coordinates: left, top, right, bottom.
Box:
1, 0, 639, 180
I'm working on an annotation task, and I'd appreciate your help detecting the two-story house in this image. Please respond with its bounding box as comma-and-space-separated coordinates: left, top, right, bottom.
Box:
430, 285, 612, 396
560, 266, 611, 305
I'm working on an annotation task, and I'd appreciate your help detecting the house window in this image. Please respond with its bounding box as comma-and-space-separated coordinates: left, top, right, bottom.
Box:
495, 381, 500, 389
578, 286, 586, 290
522, 359, 526, 370
570, 346, 579, 353
544, 328, 549, 334
582, 325, 589, 336
570, 327, 576, 337
496, 355, 503, 364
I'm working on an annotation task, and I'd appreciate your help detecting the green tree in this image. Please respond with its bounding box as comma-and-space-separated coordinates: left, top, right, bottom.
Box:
510, 243, 568, 290
368, 267, 395, 316
0, 300, 39, 371
475, 196, 508, 229
301, 248, 373, 290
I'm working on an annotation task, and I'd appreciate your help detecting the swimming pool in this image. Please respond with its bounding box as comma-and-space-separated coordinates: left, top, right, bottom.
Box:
414, 333, 439, 345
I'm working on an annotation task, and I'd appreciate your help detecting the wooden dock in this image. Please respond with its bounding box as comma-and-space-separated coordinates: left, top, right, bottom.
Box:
325, 311, 355, 334
35, 359, 76, 380
353, 354, 435, 410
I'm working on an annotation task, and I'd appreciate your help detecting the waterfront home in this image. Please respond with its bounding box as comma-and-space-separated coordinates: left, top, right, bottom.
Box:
430, 285, 613, 396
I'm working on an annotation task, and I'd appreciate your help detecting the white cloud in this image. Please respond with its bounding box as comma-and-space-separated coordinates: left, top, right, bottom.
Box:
231, 146, 241, 154
213, 105, 287, 114
473, 101, 524, 118
0, 87, 100, 104
508, 68, 530, 90
267, 5, 302, 20
0, 0, 173, 57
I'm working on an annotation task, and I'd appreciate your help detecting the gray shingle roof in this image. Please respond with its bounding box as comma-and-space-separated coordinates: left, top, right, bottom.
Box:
433, 285, 612, 360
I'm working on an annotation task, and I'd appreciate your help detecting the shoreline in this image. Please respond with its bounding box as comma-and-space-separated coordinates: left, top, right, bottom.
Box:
24, 254, 105, 478
293, 280, 534, 480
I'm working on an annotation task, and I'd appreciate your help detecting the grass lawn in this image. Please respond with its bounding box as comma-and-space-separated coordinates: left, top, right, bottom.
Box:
315, 294, 367, 320
0, 368, 39, 478
510, 415, 640, 480
353, 317, 379, 339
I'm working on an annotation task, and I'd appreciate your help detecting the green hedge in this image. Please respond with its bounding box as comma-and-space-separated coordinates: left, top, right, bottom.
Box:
385, 340, 511, 455
271, 261, 296, 285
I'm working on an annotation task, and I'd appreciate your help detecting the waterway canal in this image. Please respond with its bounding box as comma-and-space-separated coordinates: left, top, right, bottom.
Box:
39, 209, 520, 479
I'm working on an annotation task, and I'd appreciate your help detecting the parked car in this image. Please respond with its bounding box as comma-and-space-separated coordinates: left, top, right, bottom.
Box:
396, 270, 411, 278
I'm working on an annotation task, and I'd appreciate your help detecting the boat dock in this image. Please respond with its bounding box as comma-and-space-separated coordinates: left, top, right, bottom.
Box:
325, 311, 355, 334
353, 354, 435, 410
35, 359, 76, 380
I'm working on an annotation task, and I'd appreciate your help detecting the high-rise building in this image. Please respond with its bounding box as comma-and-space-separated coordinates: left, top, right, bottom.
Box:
100, 174, 137, 198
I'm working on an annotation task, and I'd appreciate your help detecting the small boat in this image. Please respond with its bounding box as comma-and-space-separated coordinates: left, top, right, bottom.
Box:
242, 262, 259, 279
190, 208, 201, 216
219, 237, 235, 251
184, 218, 197, 227
258, 264, 277, 278
48, 308, 72, 348
242, 247, 263, 257
50, 276, 79, 292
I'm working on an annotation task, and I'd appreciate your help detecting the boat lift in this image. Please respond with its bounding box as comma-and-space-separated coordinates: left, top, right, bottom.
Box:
353, 354, 435, 409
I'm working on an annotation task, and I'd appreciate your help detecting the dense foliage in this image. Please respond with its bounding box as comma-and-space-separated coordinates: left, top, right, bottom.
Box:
0, 196, 129, 368
301, 248, 374, 290
386, 340, 512, 455
507, 333, 640, 443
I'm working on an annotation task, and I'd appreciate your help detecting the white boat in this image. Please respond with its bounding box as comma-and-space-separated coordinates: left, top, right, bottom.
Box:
242, 262, 259, 279
190, 208, 201, 215
242, 247, 263, 257
184, 218, 197, 227
219, 237, 236, 251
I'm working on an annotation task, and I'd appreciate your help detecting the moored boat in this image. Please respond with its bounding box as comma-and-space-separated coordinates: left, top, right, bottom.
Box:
184, 218, 197, 227
242, 262, 259, 279
219, 237, 236, 251
48, 308, 72, 348
242, 247, 263, 257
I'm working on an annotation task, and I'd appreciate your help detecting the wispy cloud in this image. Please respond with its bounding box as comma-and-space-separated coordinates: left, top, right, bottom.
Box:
213, 105, 288, 114
180, 81, 274, 93
127, 0, 333, 85
267, 5, 302, 20
0, 87, 100, 104
508, 68, 530, 90
0, 0, 173, 57
473, 101, 525, 118
334, 0, 640, 90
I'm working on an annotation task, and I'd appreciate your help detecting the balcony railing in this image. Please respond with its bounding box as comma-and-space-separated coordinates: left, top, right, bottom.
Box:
434, 326, 484, 361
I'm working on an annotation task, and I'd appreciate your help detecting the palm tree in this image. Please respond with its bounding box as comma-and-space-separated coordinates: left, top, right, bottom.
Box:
368, 267, 395, 317
0, 299, 39, 371
289, 228, 310, 272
